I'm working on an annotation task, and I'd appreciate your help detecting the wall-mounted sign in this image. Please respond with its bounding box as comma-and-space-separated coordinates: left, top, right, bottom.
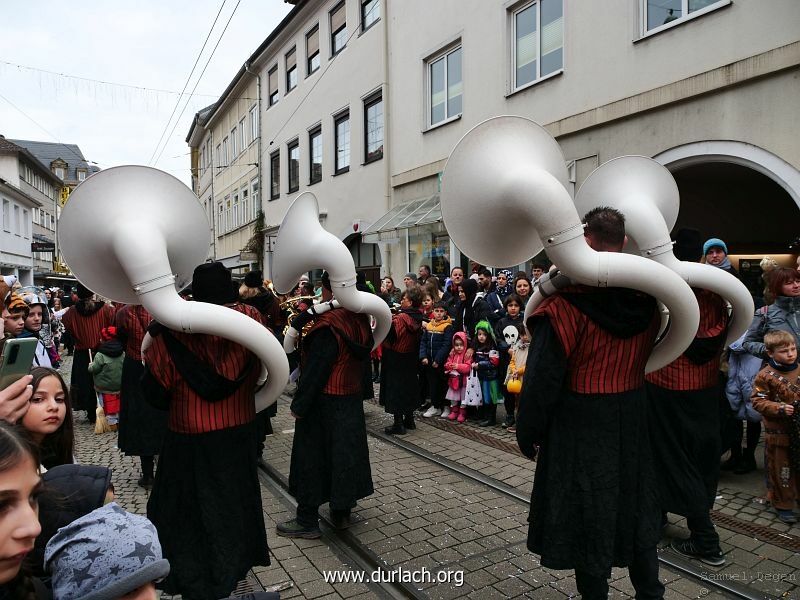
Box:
31, 242, 56, 253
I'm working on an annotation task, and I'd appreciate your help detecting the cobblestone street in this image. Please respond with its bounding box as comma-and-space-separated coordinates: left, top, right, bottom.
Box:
62, 352, 800, 599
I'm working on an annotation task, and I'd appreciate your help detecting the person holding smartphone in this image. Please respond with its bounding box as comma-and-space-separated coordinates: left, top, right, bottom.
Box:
0, 283, 33, 423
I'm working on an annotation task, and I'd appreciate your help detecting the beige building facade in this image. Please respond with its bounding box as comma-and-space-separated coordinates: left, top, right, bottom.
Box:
381, 0, 800, 292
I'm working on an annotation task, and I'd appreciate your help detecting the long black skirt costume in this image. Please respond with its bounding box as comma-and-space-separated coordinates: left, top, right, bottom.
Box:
517, 288, 662, 577
70, 348, 95, 414
289, 319, 374, 510
118, 356, 168, 457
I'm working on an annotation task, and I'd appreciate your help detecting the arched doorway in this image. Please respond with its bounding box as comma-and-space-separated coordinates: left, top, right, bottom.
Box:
654, 141, 800, 301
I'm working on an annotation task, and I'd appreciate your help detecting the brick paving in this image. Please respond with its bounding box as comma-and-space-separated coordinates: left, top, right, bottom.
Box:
61, 351, 800, 599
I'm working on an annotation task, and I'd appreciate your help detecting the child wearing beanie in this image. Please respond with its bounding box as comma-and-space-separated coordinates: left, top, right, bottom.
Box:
44, 503, 170, 600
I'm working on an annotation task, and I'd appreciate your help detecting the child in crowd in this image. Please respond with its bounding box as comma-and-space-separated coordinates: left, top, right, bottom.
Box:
88, 326, 125, 429
472, 320, 502, 427
420, 301, 454, 418
751, 330, 800, 524
505, 324, 530, 434
420, 292, 435, 323
445, 331, 473, 423
0, 422, 47, 598
21, 366, 74, 470
494, 294, 524, 427
45, 502, 171, 600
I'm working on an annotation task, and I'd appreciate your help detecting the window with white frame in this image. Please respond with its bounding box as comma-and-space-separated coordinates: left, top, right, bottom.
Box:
224, 195, 231, 233
23, 209, 29, 238
200, 144, 206, 171
330, 1, 347, 55
77, 170, 87, 182
14, 205, 20, 235
642, 0, 725, 32
251, 178, 259, 218
306, 25, 320, 75
216, 144, 221, 168
217, 202, 223, 233
54, 167, 65, 180
233, 191, 240, 228
334, 110, 350, 174
250, 105, 259, 142
231, 128, 237, 158
268, 66, 279, 106
361, 0, 379, 31
288, 139, 300, 193
427, 45, 462, 127
2, 200, 9, 232
241, 184, 250, 223
270, 152, 280, 200
286, 47, 298, 92
512, 0, 563, 91
239, 118, 246, 150
222, 137, 229, 168
364, 91, 383, 163
309, 126, 322, 184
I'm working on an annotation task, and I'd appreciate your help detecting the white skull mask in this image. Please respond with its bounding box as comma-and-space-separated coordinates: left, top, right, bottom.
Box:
503, 325, 519, 346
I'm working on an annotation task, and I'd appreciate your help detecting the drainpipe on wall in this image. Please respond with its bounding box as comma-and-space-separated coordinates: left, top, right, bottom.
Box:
381, 0, 392, 278
245, 60, 263, 271
210, 128, 217, 260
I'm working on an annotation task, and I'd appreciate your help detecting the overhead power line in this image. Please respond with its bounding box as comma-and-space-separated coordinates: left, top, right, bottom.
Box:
151, 0, 243, 168
148, 0, 230, 166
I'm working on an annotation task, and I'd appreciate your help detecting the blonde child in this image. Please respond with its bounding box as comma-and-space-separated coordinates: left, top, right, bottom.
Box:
444, 331, 473, 423
751, 330, 800, 524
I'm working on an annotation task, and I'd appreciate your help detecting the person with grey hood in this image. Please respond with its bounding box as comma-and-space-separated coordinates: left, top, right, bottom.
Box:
44, 503, 169, 600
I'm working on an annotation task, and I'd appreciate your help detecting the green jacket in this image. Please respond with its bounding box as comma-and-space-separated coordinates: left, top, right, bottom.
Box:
87, 341, 124, 392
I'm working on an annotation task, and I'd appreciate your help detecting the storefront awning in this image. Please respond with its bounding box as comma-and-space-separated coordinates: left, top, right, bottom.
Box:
361, 194, 441, 243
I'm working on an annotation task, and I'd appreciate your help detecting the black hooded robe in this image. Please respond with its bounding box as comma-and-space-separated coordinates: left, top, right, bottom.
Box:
288, 310, 374, 510
516, 287, 662, 576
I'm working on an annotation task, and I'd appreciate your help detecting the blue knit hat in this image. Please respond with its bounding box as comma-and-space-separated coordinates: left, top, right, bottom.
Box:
703, 238, 728, 256
44, 503, 170, 600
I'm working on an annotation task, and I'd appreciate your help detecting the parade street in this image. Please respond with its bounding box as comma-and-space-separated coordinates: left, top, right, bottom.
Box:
64, 352, 800, 600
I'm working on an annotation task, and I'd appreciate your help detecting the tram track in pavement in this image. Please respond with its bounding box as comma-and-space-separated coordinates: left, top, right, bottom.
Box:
257, 460, 428, 600
363, 423, 776, 600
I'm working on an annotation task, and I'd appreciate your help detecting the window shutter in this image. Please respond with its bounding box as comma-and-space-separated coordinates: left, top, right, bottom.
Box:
331, 2, 346, 32
307, 26, 319, 55
268, 67, 278, 95
286, 47, 296, 70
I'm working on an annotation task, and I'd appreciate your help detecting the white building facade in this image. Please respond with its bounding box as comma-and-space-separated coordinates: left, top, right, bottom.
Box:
379, 0, 800, 291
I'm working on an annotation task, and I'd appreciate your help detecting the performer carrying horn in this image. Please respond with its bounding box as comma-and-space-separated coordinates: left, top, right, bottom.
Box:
646, 228, 729, 566
277, 271, 374, 538
141, 262, 269, 600
516, 207, 664, 600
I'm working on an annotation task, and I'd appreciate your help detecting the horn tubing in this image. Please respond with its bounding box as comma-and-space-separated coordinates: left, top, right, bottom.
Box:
273, 193, 391, 349
479, 171, 700, 372
114, 228, 289, 412
600, 194, 755, 345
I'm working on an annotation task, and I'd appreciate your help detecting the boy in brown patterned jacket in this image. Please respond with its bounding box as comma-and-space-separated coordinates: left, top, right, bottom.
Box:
751, 330, 800, 524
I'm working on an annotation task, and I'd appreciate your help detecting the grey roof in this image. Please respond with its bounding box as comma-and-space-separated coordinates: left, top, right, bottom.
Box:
8, 139, 100, 184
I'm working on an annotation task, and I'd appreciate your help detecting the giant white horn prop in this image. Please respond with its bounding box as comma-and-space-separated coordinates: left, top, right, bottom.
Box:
575, 156, 754, 345
58, 165, 289, 412
272, 192, 391, 350
441, 116, 699, 372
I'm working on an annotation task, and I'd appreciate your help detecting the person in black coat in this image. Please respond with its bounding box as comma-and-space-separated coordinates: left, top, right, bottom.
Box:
454, 279, 492, 341
278, 273, 374, 537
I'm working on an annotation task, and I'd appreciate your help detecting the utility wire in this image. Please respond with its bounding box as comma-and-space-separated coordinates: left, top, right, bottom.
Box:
0, 89, 100, 168
148, 0, 229, 166
152, 0, 243, 168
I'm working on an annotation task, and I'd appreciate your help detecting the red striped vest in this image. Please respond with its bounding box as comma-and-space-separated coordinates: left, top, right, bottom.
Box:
305, 308, 372, 396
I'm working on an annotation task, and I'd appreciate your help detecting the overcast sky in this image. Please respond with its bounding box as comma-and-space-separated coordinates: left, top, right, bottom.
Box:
0, 0, 292, 187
